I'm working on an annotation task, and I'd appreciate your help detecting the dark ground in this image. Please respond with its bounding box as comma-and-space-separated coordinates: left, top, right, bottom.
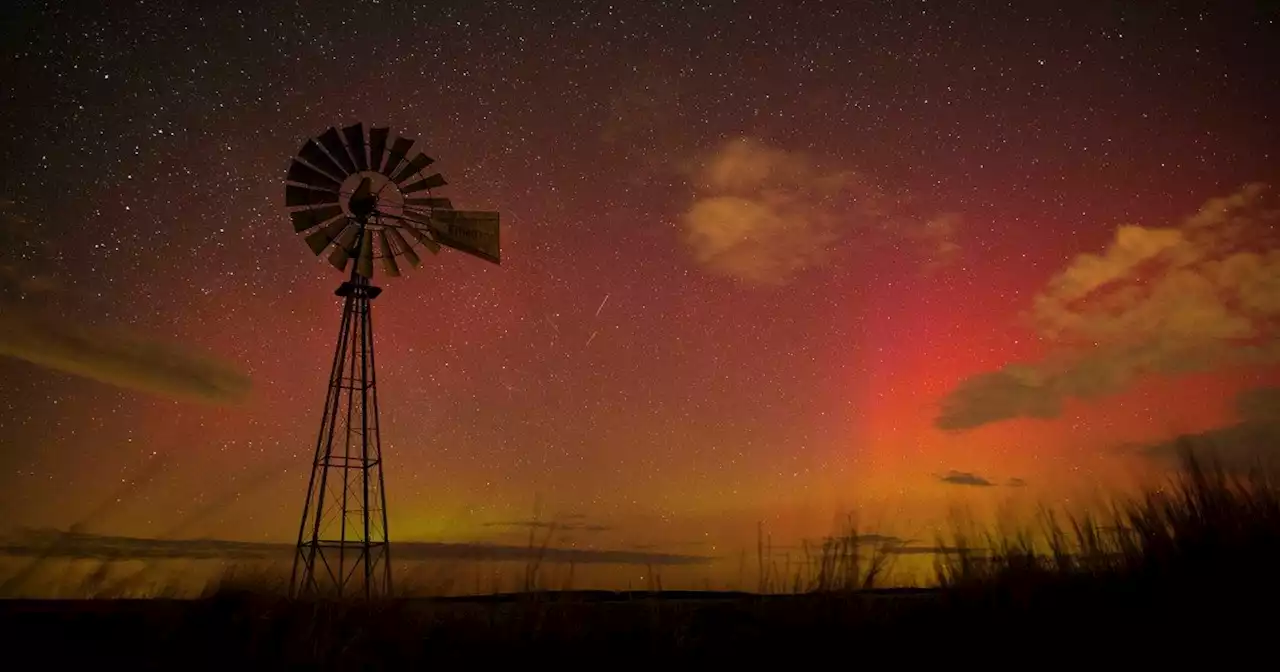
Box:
0, 584, 1263, 667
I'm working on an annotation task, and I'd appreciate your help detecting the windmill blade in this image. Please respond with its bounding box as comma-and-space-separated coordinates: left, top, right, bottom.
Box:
392, 153, 435, 185
304, 217, 351, 256
428, 210, 501, 264
385, 228, 421, 267
406, 197, 453, 209
368, 127, 390, 173
356, 229, 375, 278
287, 160, 342, 191
406, 226, 442, 255
327, 247, 350, 271
318, 127, 358, 176
291, 204, 343, 233
342, 123, 368, 171
393, 212, 442, 254
285, 184, 340, 208
402, 173, 447, 194
333, 223, 360, 255
383, 136, 414, 178
327, 224, 361, 270
298, 140, 349, 182
377, 230, 401, 277
399, 208, 434, 227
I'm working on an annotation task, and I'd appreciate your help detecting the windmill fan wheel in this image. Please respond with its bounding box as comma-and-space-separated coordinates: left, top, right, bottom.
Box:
283, 123, 494, 279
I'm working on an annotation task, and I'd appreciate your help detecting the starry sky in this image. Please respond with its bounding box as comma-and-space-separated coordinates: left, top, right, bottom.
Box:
1, 1, 1278, 583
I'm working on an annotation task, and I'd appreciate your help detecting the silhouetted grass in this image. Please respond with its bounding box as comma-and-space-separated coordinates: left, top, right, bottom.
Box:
1, 446, 1274, 664
933, 447, 1280, 594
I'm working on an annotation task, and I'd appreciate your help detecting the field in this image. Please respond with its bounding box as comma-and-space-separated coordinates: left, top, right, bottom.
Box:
2, 448, 1275, 664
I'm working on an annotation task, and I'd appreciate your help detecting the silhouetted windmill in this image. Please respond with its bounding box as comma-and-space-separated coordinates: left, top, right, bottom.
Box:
283, 123, 500, 598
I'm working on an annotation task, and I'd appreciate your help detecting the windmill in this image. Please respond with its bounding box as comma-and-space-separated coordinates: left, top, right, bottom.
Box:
284, 123, 500, 599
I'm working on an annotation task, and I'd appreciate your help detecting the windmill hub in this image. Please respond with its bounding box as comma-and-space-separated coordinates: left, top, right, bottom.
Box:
348, 178, 379, 221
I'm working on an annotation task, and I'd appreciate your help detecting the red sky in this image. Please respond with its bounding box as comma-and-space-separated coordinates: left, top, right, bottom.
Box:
1, 2, 1277, 590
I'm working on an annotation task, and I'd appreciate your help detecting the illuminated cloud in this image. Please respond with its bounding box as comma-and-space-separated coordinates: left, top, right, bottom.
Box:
680, 138, 961, 285
938, 183, 1280, 430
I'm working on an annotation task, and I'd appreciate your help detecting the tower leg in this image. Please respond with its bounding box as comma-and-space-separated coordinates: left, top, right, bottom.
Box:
291, 275, 390, 599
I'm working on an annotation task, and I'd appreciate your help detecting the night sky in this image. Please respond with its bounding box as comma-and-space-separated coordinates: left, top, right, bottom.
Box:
1, 1, 1277, 580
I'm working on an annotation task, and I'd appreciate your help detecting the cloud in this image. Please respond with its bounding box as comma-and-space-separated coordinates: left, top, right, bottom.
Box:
938, 183, 1280, 430
1236, 386, 1280, 423
850, 535, 973, 556
887, 545, 971, 556
680, 138, 961, 285
483, 519, 612, 534
1006, 477, 1028, 487
1143, 386, 1280, 470
0, 311, 252, 404
782, 534, 970, 556
936, 366, 1064, 430
854, 533, 912, 545
937, 470, 995, 487
0, 528, 711, 566
0, 198, 251, 404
